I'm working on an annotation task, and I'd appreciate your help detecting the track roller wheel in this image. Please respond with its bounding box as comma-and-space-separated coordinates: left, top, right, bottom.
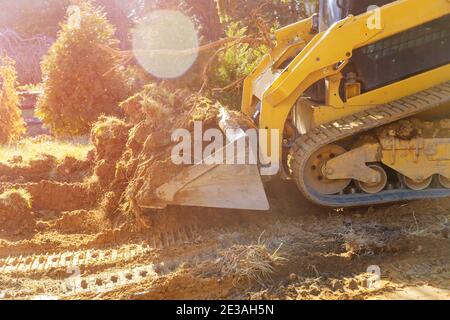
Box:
303, 144, 351, 195
401, 175, 433, 191
356, 165, 388, 194
438, 175, 450, 189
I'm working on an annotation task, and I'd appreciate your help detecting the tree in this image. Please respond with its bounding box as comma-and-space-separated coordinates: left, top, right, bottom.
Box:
204, 0, 318, 107
36, 0, 132, 137
209, 23, 269, 107
0, 0, 70, 38
127, 0, 224, 90
181, 0, 223, 42
0, 56, 25, 144
216, 0, 318, 28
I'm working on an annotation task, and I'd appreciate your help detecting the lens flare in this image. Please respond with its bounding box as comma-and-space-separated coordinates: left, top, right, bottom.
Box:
132, 10, 199, 79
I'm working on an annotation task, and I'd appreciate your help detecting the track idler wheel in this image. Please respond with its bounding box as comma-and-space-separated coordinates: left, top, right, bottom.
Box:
304, 145, 351, 195
356, 165, 388, 194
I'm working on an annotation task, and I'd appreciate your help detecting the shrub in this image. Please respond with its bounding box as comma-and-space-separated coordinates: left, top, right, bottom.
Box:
36, 0, 132, 137
0, 56, 26, 144
216, 0, 318, 28
209, 23, 268, 108
0, 188, 35, 236
119, 83, 188, 125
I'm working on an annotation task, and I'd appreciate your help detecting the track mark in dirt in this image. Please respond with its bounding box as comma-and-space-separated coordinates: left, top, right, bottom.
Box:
1, 263, 159, 299
0, 220, 267, 299
1, 240, 224, 299
1, 173, 449, 300
62, 264, 159, 297
0, 243, 151, 275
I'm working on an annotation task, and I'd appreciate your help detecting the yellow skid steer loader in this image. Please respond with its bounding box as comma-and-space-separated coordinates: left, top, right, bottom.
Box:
145, 0, 450, 211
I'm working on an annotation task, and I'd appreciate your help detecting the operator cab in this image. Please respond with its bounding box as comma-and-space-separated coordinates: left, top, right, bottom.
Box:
316, 0, 450, 98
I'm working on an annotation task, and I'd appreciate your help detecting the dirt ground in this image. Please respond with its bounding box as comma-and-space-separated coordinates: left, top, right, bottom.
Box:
0, 170, 449, 300
0, 89, 449, 300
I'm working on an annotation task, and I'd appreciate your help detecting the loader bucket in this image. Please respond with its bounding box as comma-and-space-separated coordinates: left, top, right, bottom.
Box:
150, 163, 269, 210
140, 108, 270, 211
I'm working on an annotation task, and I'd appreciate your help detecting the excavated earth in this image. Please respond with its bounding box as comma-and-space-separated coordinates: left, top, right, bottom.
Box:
1, 87, 449, 300
1, 167, 449, 300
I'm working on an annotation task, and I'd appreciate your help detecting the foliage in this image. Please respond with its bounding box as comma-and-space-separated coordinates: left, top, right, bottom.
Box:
0, 0, 70, 38
128, 0, 225, 91
119, 83, 189, 124
36, 1, 133, 137
0, 0, 133, 42
0, 29, 53, 85
136, 0, 223, 42
0, 1, 138, 85
216, 0, 318, 29
203, 0, 318, 107
0, 56, 26, 145
209, 23, 269, 108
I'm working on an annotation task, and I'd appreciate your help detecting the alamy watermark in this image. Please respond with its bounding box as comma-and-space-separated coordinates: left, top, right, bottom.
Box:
367, 265, 382, 289
367, 5, 382, 30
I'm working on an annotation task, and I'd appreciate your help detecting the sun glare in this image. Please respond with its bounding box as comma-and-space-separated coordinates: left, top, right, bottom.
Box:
132, 9, 199, 79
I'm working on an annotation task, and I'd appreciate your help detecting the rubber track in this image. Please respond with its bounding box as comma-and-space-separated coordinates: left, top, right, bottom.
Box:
291, 81, 450, 208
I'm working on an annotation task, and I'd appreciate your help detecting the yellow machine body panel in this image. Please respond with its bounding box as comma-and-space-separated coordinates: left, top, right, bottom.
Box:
242, 0, 450, 159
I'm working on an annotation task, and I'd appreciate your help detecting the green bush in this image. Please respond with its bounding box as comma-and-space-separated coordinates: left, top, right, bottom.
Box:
209, 23, 268, 108
0, 56, 26, 144
36, 0, 132, 137
216, 0, 318, 28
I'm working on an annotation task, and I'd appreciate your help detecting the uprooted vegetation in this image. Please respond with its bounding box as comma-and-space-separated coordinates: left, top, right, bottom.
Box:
213, 243, 286, 286
89, 84, 254, 230
0, 84, 254, 241
0, 189, 35, 238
